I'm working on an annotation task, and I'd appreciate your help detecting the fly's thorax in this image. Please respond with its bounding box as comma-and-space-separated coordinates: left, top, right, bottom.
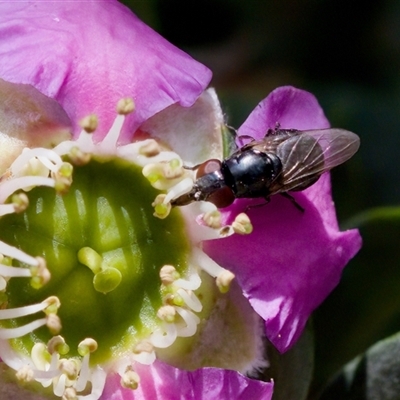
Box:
221, 149, 282, 198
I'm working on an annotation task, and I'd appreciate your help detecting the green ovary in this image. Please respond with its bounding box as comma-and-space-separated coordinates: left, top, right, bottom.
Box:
0, 158, 190, 365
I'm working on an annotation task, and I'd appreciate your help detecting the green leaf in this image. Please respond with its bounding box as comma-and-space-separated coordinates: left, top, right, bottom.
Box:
265, 322, 314, 400
319, 331, 400, 400
312, 206, 400, 394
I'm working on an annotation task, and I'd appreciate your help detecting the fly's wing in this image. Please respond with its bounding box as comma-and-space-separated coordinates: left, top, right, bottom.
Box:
238, 129, 297, 154
271, 128, 360, 193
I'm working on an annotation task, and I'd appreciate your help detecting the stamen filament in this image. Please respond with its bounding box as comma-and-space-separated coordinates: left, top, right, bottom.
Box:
150, 322, 177, 348
0, 241, 39, 265
0, 264, 31, 278
10, 148, 62, 175
175, 307, 200, 337
176, 288, 202, 312
0, 302, 47, 319
0, 317, 47, 339
0, 176, 55, 203
0, 203, 18, 217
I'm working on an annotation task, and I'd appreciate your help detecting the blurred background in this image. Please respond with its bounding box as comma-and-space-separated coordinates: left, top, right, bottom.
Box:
123, 0, 400, 397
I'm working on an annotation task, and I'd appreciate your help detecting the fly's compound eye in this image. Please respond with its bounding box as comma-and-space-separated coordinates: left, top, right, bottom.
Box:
196, 159, 222, 178
196, 159, 235, 208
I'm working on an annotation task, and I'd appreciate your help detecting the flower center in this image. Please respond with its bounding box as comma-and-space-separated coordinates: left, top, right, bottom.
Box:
0, 157, 191, 365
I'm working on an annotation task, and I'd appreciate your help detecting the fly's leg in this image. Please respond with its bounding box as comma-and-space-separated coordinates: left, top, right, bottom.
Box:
280, 192, 305, 212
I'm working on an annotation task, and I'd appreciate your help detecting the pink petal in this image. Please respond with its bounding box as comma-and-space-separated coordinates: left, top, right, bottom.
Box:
204, 86, 362, 352
0, 0, 211, 142
101, 361, 273, 400
238, 85, 330, 139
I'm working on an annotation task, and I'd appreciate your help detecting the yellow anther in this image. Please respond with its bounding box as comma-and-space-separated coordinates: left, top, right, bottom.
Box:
79, 114, 98, 133
203, 210, 222, 229
159, 265, 179, 285
47, 335, 70, 355
46, 314, 62, 335
63, 387, 78, 400
16, 365, 34, 382
152, 194, 171, 219
216, 270, 235, 293
43, 296, 61, 314
139, 140, 161, 157
232, 213, 253, 235
162, 160, 184, 179
117, 98, 135, 115
30, 257, 51, 289
59, 358, 80, 380
133, 341, 154, 354
78, 338, 98, 356
11, 192, 29, 213
69, 146, 91, 166
157, 305, 176, 322
121, 367, 140, 390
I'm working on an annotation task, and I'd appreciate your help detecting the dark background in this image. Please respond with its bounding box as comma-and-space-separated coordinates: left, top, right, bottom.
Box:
123, 0, 400, 397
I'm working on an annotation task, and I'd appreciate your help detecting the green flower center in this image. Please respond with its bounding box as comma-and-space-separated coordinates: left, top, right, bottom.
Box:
0, 157, 190, 365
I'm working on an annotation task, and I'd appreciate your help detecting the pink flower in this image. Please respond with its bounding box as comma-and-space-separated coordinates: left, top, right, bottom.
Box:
0, 1, 360, 399
205, 87, 362, 352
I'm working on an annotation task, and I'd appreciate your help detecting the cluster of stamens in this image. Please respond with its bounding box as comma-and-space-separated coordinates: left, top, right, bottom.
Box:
0, 98, 246, 399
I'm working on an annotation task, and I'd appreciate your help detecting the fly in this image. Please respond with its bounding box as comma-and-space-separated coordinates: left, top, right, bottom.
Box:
171, 127, 360, 209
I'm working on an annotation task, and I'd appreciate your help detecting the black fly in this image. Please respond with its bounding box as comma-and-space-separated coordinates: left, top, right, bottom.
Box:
171, 127, 360, 209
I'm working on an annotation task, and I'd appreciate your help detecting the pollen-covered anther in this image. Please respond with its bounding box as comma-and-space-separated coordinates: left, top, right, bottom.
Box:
11, 192, 29, 213
43, 296, 61, 315
157, 305, 176, 323
78, 338, 98, 356
79, 114, 98, 133
16, 365, 34, 382
30, 257, 51, 289
139, 140, 161, 157
121, 366, 140, 390
232, 212, 253, 235
46, 313, 62, 335
117, 97, 135, 115
133, 340, 154, 355
63, 387, 78, 400
59, 358, 80, 380
152, 194, 172, 219
53, 162, 73, 194
162, 159, 184, 180
216, 270, 236, 293
159, 264, 180, 285
48, 335, 70, 355
68, 146, 91, 166
203, 210, 222, 229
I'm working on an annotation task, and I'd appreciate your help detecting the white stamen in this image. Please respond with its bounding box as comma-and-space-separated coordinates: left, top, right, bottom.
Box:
98, 114, 125, 150
0, 203, 18, 216
191, 247, 226, 278
10, 148, 62, 175
150, 322, 177, 348
0, 301, 48, 319
175, 307, 200, 337
0, 276, 6, 290
164, 177, 194, 204
0, 241, 39, 265
0, 317, 47, 339
53, 373, 67, 397
132, 349, 156, 365
0, 264, 31, 278
0, 176, 55, 203
79, 367, 107, 400
75, 353, 90, 392
176, 288, 202, 312
174, 272, 201, 291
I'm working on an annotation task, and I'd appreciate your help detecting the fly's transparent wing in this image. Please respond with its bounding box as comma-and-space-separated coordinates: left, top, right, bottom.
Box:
273, 128, 360, 193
